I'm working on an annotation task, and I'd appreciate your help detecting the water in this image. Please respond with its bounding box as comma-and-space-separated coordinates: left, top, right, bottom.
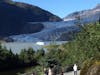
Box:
1, 41, 67, 54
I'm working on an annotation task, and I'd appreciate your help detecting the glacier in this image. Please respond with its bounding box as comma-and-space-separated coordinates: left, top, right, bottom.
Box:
8, 5, 100, 42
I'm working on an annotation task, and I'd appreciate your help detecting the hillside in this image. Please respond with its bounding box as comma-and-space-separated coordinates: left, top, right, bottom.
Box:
0, 0, 62, 37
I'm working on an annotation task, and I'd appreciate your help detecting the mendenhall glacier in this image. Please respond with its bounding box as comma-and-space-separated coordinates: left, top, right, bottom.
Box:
7, 4, 100, 42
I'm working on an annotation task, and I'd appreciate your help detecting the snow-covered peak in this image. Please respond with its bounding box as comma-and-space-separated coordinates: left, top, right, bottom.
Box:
64, 4, 100, 21
94, 4, 100, 9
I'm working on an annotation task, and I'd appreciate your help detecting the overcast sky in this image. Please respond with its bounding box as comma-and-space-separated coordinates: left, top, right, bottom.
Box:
13, 0, 100, 18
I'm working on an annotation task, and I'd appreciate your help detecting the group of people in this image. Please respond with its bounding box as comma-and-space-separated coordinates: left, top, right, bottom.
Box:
44, 67, 64, 75
32, 64, 77, 75
44, 64, 78, 75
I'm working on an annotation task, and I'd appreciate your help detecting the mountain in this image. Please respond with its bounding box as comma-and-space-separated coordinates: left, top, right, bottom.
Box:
64, 4, 100, 22
5, 4, 100, 42
0, 0, 62, 37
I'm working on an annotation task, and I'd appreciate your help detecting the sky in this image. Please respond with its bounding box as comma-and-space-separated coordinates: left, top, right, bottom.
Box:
13, 0, 100, 18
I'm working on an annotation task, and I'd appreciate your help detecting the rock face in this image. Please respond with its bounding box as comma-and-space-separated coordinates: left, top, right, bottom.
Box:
80, 55, 100, 75
86, 64, 100, 75
0, 0, 62, 36
80, 62, 100, 75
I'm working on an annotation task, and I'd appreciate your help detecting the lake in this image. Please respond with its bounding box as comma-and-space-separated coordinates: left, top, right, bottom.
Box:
1, 41, 67, 54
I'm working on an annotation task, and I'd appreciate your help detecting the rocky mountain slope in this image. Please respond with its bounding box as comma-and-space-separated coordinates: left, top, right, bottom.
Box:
0, 0, 62, 37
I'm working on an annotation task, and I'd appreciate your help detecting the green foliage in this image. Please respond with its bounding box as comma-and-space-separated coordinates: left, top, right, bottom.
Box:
35, 49, 45, 60
63, 22, 100, 66
32, 66, 44, 75
75, 22, 100, 52
18, 48, 38, 67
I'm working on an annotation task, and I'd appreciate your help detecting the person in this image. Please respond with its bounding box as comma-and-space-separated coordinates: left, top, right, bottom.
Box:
32, 71, 35, 75
44, 68, 48, 75
73, 64, 77, 75
45, 69, 48, 75
60, 67, 64, 75
48, 68, 52, 75
61, 71, 64, 75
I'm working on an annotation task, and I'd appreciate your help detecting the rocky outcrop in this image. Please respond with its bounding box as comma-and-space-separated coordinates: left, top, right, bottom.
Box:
86, 64, 100, 75
80, 55, 100, 75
